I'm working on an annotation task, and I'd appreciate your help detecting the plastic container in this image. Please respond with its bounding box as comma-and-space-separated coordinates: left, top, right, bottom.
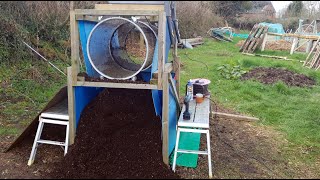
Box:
186, 80, 193, 96
196, 93, 204, 103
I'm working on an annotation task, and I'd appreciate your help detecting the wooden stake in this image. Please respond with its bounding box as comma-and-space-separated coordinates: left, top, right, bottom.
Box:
212, 112, 259, 122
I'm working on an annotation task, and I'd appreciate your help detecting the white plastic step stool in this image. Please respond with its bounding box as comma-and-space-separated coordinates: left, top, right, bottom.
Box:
172, 96, 213, 178
27, 99, 69, 166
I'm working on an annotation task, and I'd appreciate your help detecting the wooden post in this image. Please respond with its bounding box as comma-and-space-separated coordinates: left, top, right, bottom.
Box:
291, 19, 303, 54
70, 1, 74, 10
261, 33, 268, 51
290, 38, 298, 55
162, 72, 169, 165
158, 11, 166, 89
70, 10, 80, 83
67, 67, 76, 145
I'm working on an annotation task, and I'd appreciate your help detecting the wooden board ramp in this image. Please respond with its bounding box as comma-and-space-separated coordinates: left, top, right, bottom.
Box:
240, 24, 269, 53
4, 86, 68, 152
303, 38, 320, 70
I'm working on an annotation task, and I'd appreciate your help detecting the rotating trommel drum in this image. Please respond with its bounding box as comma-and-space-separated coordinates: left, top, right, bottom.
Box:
87, 17, 157, 80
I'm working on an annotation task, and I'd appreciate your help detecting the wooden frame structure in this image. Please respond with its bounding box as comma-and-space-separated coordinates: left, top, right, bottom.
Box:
68, 3, 180, 166
261, 19, 320, 54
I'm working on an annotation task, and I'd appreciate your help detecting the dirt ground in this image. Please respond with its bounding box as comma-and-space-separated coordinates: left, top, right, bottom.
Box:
0, 89, 318, 179
241, 67, 315, 87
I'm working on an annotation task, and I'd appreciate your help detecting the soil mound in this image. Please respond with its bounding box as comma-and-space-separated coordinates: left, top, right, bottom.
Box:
240, 67, 315, 87
50, 88, 179, 179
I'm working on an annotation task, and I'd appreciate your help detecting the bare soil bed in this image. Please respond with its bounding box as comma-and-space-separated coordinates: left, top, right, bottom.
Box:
49, 88, 179, 179
240, 67, 315, 87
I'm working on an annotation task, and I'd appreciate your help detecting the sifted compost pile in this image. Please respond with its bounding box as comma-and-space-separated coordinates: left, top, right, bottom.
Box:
49, 88, 179, 179
240, 67, 315, 87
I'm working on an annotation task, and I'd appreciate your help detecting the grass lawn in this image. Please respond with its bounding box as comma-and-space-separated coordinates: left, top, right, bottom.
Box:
0, 57, 67, 137
177, 37, 320, 164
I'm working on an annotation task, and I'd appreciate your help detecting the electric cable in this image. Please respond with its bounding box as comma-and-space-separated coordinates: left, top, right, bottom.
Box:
183, 52, 209, 73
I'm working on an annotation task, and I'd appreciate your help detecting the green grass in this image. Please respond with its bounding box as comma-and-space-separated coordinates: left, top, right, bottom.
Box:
178, 37, 320, 162
0, 55, 66, 137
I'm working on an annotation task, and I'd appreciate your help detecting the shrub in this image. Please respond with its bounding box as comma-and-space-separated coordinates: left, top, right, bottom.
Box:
176, 1, 224, 38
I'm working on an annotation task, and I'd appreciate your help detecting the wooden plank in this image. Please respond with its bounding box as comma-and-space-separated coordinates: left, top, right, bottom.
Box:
254, 26, 269, 51
75, 15, 99, 22
75, 81, 158, 90
70, 10, 80, 84
157, 11, 166, 89
180, 37, 203, 44
153, 63, 172, 79
95, 4, 164, 11
261, 32, 268, 51
267, 32, 320, 40
67, 67, 76, 145
162, 72, 169, 165
74, 9, 159, 16
178, 98, 210, 129
212, 112, 259, 122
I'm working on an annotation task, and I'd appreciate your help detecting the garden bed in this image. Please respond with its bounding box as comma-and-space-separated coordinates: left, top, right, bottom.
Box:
240, 67, 315, 87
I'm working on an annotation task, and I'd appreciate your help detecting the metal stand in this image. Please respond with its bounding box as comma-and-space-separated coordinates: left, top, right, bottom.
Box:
172, 128, 212, 178
27, 100, 69, 166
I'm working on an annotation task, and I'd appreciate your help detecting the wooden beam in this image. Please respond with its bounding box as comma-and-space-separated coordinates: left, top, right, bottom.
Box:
212, 112, 259, 122
242, 52, 304, 62
267, 32, 320, 40
153, 63, 173, 79
75, 15, 99, 22
75, 80, 158, 90
67, 67, 76, 145
162, 72, 169, 165
70, 10, 80, 84
157, 11, 166, 89
74, 9, 159, 16
95, 4, 164, 11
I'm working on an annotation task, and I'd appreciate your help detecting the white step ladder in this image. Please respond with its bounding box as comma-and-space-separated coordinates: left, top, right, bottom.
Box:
27, 99, 69, 166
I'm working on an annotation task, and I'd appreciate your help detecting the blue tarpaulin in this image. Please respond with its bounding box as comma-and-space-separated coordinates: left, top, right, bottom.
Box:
75, 17, 178, 157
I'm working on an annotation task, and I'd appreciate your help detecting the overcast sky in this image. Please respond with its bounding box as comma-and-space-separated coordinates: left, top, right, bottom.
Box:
271, 1, 292, 12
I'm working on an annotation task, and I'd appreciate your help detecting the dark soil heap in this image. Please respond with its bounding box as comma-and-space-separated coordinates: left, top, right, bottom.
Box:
50, 88, 179, 179
240, 67, 315, 87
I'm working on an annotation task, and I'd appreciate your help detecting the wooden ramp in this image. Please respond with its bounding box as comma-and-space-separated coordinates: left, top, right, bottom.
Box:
4, 86, 68, 152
